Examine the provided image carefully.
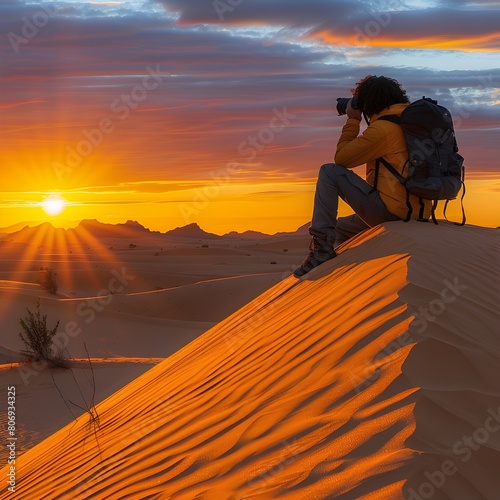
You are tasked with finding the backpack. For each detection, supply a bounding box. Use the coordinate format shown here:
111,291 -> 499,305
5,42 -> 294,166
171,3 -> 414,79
374,97 -> 466,225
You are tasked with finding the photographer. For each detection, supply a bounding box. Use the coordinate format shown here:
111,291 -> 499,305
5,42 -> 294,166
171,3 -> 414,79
294,75 -> 432,277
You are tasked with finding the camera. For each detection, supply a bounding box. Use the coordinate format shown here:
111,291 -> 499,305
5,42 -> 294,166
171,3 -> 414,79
336,95 -> 359,116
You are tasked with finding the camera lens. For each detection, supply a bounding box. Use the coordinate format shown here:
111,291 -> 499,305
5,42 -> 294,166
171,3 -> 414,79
336,96 -> 358,115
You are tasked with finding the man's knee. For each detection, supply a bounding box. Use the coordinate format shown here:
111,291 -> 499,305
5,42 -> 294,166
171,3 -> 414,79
319,163 -> 344,179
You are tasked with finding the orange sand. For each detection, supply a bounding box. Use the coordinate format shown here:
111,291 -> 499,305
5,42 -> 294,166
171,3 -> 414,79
0,221 -> 498,499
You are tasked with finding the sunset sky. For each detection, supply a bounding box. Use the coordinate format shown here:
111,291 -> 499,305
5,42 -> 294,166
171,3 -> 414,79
1,0 -> 499,234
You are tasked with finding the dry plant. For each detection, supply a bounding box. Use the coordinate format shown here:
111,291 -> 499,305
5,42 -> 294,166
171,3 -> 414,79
38,267 -> 58,295
68,344 -> 100,431
19,299 -> 68,368
72,346 -> 102,457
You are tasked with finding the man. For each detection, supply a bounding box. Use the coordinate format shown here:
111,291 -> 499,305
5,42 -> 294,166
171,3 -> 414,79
293,75 -> 431,277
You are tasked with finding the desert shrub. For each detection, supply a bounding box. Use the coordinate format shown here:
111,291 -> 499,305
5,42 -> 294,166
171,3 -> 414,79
38,267 -> 58,295
19,300 -> 68,368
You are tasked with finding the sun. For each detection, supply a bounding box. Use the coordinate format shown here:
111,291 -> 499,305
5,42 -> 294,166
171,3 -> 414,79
41,194 -> 68,216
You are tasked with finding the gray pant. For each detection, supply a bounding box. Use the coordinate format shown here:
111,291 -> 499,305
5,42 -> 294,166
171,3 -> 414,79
310,163 -> 400,247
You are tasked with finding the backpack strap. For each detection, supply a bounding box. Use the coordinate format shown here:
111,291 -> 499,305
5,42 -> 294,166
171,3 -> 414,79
378,115 -> 401,125
431,200 -> 439,225
375,115 -> 413,221
375,157 -> 412,221
444,179 -> 466,226
374,158 -> 380,191
376,157 -> 407,184
374,115 -> 407,185
404,190 -> 413,222
418,197 -> 428,223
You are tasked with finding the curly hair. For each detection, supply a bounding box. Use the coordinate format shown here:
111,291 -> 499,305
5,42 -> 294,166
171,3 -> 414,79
352,75 -> 409,117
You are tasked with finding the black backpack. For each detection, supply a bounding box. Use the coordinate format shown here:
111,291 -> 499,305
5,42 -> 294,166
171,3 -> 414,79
374,97 -> 466,225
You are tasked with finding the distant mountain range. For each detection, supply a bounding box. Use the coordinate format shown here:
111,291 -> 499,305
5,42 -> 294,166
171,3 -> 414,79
165,222 -> 221,239
0,219 -> 309,245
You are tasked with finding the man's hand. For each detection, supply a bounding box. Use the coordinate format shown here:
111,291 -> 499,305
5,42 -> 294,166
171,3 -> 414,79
346,99 -> 362,121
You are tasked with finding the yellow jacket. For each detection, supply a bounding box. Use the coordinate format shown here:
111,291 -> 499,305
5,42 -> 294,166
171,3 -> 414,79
334,103 -> 432,221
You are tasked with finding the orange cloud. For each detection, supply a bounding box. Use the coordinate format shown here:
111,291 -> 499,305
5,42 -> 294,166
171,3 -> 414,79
308,30 -> 500,52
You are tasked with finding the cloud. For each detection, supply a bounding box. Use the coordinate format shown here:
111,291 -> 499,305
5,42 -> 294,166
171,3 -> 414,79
157,0 -> 369,26
68,181 -> 201,194
307,9 -> 500,51
1,7 -> 337,81
0,0 -> 498,197
157,0 -> 500,51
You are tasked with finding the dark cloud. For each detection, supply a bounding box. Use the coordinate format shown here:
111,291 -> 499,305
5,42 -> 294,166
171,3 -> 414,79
307,9 -> 500,50
156,0 -> 377,26
0,7 -> 340,81
157,0 -> 500,50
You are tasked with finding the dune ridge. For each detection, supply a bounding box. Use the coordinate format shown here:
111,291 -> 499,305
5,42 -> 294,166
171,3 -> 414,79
1,221 -> 498,499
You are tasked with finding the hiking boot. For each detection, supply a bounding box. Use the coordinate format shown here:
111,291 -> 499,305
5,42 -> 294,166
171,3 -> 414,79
293,235 -> 337,277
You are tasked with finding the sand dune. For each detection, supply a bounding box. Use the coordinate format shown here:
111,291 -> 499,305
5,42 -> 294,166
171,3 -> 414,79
0,233 -> 302,472
1,221 -> 498,499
